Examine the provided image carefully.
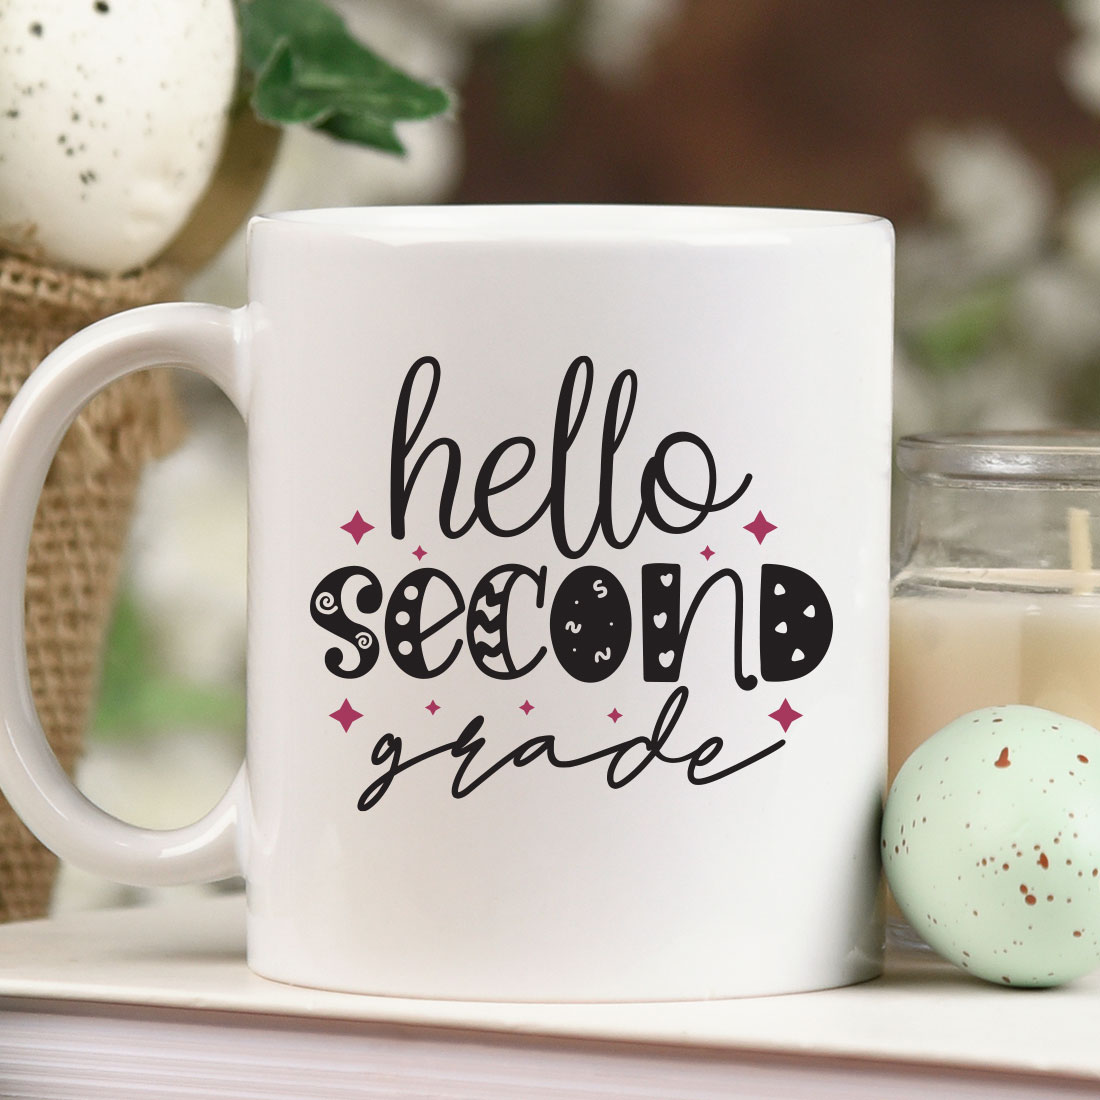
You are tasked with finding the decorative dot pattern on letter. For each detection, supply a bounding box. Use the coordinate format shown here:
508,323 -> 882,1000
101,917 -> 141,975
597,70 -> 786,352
549,565 -> 632,683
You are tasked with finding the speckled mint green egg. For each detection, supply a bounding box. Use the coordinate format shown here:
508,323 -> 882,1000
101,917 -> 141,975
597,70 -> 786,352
884,705 -> 1100,987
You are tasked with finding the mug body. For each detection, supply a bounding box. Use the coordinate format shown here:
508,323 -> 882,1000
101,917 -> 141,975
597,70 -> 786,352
243,206 -> 894,1000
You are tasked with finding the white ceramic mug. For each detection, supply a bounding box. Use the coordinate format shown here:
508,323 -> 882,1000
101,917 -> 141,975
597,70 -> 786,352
0,206 -> 893,1001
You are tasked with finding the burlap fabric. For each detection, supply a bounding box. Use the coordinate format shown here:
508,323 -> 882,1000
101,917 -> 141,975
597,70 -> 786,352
0,252 -> 185,921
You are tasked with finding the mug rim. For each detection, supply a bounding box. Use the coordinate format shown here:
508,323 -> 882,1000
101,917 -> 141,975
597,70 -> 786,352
249,203 -> 889,243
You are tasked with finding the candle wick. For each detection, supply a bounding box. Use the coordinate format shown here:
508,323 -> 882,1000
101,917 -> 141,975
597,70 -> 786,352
1068,506 -> 1093,594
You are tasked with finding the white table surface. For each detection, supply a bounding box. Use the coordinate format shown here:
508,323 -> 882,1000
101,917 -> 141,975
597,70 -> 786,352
0,895 -> 1096,1080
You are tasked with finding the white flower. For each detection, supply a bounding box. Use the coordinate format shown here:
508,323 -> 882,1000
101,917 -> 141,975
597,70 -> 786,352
1012,259 -> 1100,365
911,128 -> 1052,275
332,0 -> 469,84
930,355 -> 1059,433
892,348 -> 939,440
579,0 -> 680,81
1064,35 -> 1100,112
1063,185 -> 1100,274
1063,0 -> 1100,113
896,225 -> 984,319
414,0 -> 561,33
250,120 -> 462,218
126,414 -> 247,687
1065,0 -> 1100,31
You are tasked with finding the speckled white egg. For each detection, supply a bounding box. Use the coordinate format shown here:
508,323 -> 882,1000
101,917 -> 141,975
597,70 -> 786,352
884,705 -> 1100,987
0,0 -> 237,274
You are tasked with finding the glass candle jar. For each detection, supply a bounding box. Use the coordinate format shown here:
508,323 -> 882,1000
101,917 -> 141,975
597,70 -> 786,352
889,431 -> 1100,785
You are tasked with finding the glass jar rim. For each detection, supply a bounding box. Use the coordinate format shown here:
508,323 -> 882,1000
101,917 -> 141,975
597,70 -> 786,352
897,430 -> 1100,484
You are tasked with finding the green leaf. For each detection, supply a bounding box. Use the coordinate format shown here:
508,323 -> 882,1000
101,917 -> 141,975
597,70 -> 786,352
493,0 -> 585,141
238,0 -> 346,73
92,592 -> 245,743
237,0 -> 450,155
902,281 -> 1013,376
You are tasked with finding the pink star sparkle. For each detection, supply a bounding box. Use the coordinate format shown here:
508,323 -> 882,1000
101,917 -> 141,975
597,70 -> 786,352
608,708 -> 623,723
700,545 -> 715,561
412,545 -> 427,561
519,699 -> 535,716
425,700 -> 440,716
768,699 -> 803,734
340,511 -> 374,544
329,698 -> 363,733
744,511 -> 777,544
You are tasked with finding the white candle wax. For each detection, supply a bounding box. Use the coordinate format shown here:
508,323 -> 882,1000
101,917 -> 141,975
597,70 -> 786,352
889,571 -> 1100,787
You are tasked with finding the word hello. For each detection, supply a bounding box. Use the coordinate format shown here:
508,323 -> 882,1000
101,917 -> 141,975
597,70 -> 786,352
391,355 -> 751,558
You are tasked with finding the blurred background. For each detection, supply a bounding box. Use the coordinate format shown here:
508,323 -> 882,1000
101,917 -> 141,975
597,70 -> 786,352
55,0 -> 1100,909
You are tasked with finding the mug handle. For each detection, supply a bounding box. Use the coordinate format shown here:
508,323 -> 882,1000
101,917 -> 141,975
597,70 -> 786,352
0,301 -> 247,886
